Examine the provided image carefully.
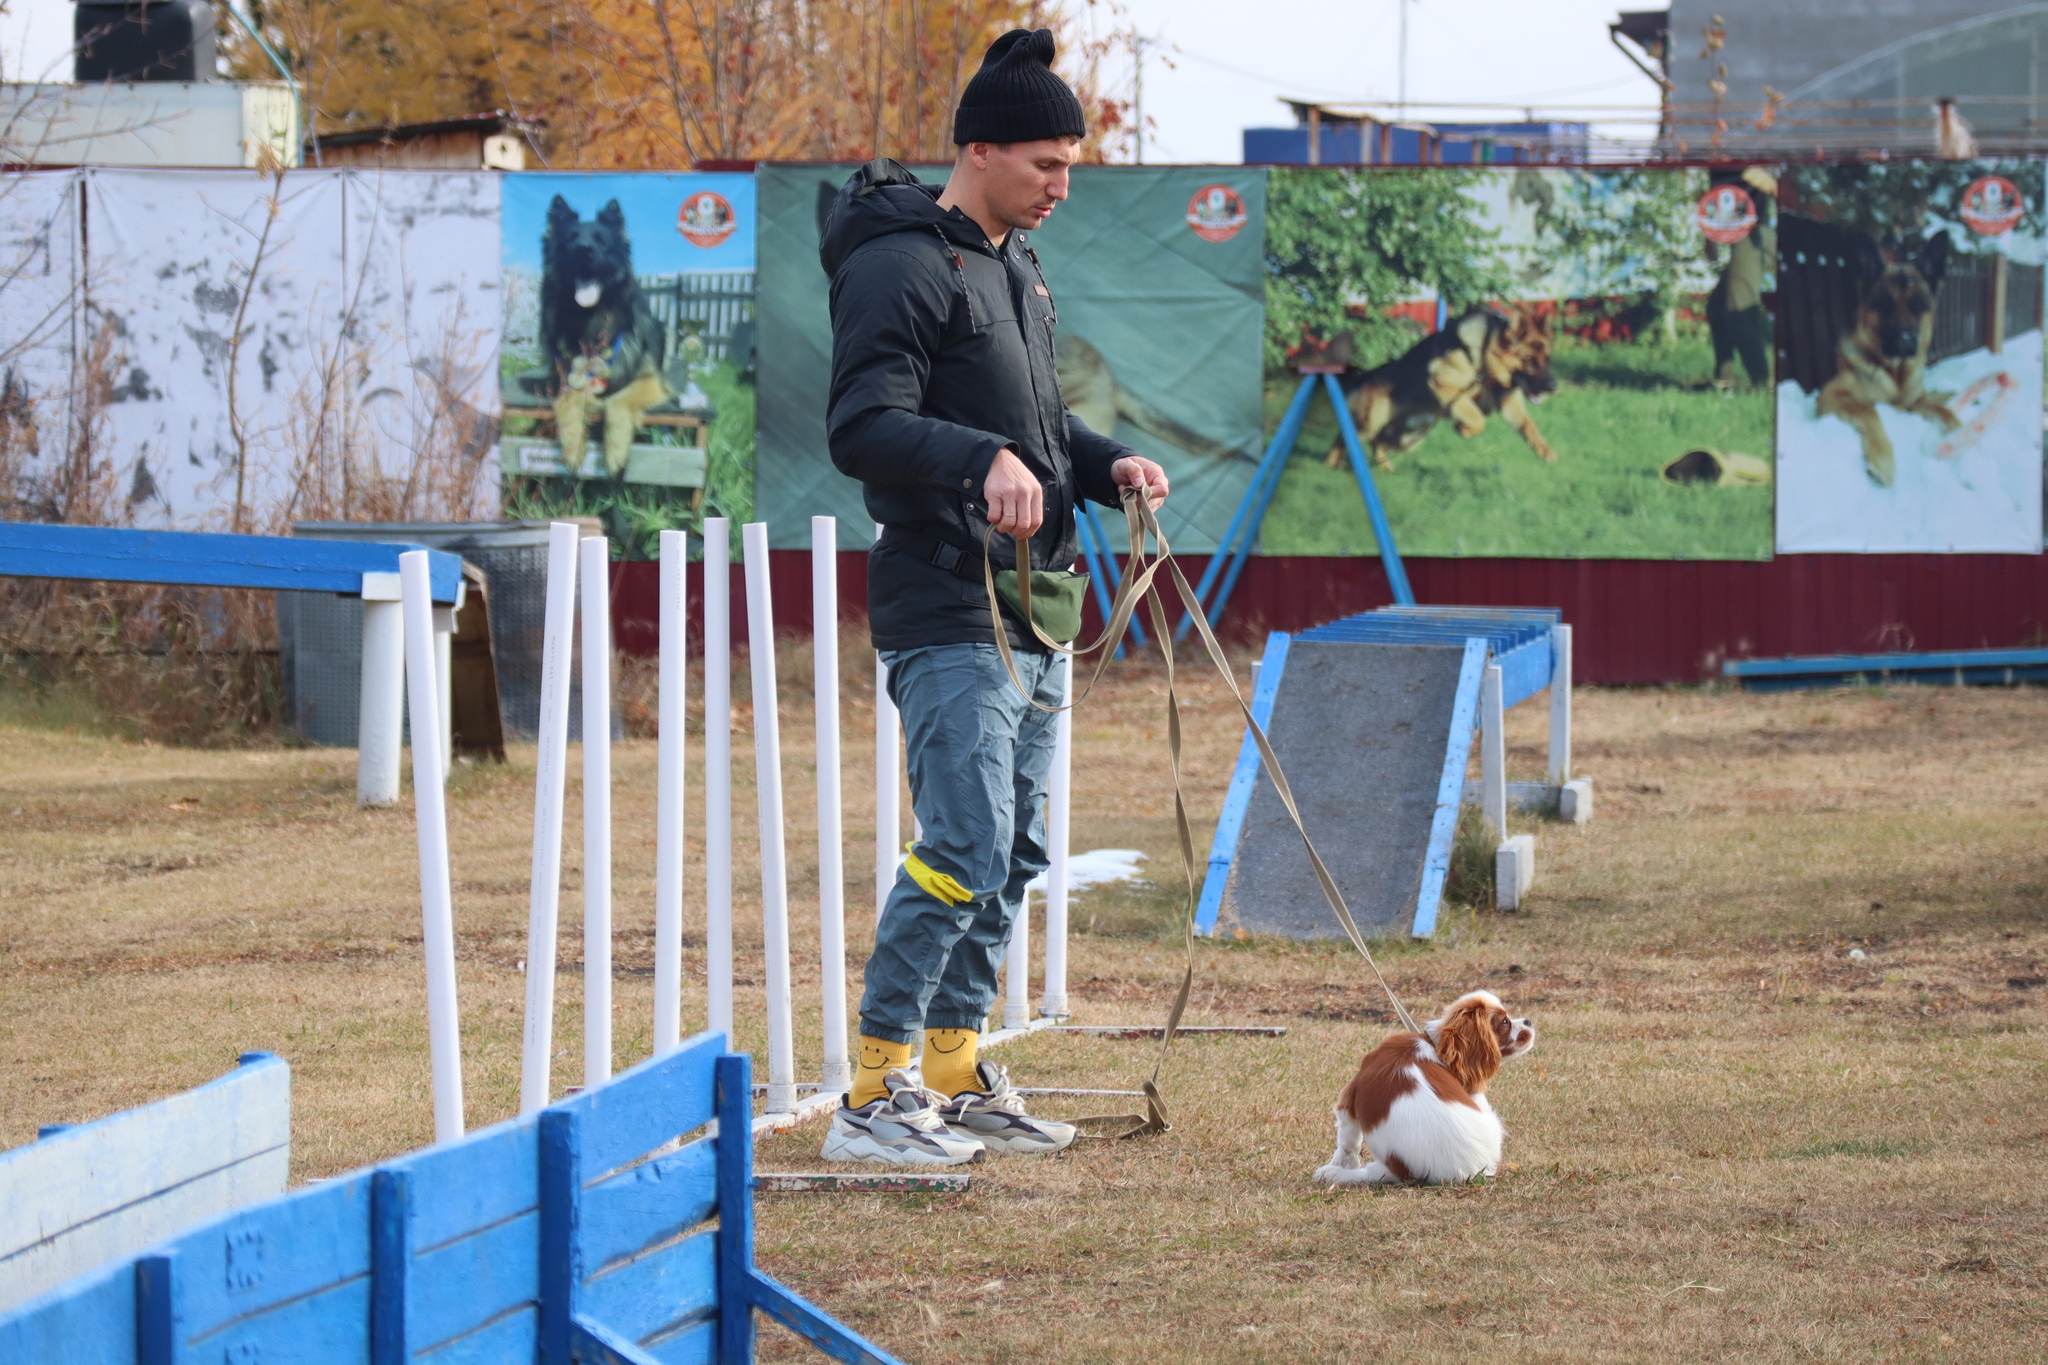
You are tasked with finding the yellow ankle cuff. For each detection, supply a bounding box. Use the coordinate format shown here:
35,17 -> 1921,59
922,1027 -> 981,1098
850,1035 -> 915,1108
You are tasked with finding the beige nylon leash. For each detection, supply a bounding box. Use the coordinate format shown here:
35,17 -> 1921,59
979,490 -> 1420,1138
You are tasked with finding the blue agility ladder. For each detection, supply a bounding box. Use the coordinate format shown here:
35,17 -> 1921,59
0,1036 -> 901,1365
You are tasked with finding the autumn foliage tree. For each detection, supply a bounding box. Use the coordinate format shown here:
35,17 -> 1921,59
231,0 -> 1136,166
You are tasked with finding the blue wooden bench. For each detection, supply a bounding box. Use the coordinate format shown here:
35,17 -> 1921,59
0,1054 -> 290,1314
1724,645 -> 2048,691
0,1035 -> 900,1365
0,523 -> 463,806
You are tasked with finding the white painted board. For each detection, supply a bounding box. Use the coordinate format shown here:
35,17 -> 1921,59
0,1054 -> 290,1312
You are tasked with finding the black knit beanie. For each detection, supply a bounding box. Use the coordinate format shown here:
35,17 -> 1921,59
952,29 -> 1086,145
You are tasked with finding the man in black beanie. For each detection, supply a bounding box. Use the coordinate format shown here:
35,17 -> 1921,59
816,28 -> 1170,1166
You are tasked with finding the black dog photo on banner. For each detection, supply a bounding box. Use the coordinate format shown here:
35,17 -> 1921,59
499,174 -> 757,554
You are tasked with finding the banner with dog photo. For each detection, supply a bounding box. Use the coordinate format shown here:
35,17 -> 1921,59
1258,165 -> 1776,560
753,163 -> 1267,551
500,173 -> 756,555
1774,161 -> 2044,554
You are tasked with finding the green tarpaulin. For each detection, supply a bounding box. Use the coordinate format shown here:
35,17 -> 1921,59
755,164 -> 1266,550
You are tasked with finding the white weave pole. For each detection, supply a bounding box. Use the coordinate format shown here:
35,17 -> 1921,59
1004,887 -> 1032,1031
399,551 -> 464,1143
812,517 -> 851,1096
742,522 -> 797,1114
703,518 -> 734,1043
518,522 -> 579,1114
874,526 -> 900,924
653,529 -> 689,1055
1041,656 -> 1073,1019
579,535 -> 614,1087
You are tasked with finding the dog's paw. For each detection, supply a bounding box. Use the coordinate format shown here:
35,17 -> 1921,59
1532,442 -> 1558,464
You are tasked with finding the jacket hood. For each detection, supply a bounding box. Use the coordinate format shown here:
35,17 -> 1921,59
819,158 -> 990,278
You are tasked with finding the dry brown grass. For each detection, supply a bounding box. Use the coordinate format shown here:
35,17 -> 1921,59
3,666 -> 2045,1363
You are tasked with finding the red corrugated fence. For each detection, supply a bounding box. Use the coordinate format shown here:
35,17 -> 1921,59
613,552 -> 2048,685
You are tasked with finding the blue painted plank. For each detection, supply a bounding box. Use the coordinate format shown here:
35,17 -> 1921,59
581,1138 -> 718,1276
1412,639 -> 1488,939
167,1175 -> 374,1338
0,1052 -> 290,1312
414,1303 -> 536,1365
370,1169 -> 408,1365
538,1109 -> 579,1365
408,1210 -> 540,1352
188,1274 -> 373,1365
1724,646 -> 2048,677
394,1118 -> 538,1251
1194,632 -> 1289,937
578,1228 -> 718,1345
1738,664 -> 2048,692
748,1271 -> 907,1365
574,1312 -> 667,1365
644,1314 -> 717,1365
0,1257 -> 134,1363
715,1055 -> 755,1365
555,1033 -> 723,1183
1494,637 -> 1553,710
0,524 -> 462,602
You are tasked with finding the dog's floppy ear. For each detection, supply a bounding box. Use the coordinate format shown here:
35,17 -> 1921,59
1917,230 -> 1952,290
597,199 -> 628,232
547,195 -> 577,229
1433,996 -> 1502,1091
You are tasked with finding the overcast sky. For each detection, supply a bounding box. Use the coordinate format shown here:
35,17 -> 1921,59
1,0 -> 1662,160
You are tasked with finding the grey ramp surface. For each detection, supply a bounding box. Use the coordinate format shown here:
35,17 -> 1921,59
1224,642 -> 1467,939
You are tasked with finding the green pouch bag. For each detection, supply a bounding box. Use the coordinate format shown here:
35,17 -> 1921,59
993,566 -> 1090,644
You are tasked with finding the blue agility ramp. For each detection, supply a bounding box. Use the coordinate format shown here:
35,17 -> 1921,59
0,1036 -> 901,1365
1196,607 -> 1564,941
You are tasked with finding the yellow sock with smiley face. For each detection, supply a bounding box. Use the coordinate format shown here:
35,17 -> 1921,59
850,1035 -> 915,1109
921,1028 -> 981,1099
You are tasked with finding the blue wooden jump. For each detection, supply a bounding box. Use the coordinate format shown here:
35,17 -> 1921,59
1724,645 -> 2048,692
0,1035 -> 900,1365
0,523 -> 463,603
1195,606 -> 1564,940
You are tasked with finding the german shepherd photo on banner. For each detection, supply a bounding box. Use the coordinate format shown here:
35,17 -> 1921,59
1775,160 -> 2044,554
1258,165 -> 1775,561
1329,307 -> 1558,472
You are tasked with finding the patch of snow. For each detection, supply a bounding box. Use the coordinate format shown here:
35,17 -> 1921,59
1026,848 -> 1147,896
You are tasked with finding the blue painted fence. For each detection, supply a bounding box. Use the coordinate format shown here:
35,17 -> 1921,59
0,1035 -> 900,1365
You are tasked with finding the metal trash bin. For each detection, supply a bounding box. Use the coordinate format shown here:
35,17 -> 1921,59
280,520 -> 617,745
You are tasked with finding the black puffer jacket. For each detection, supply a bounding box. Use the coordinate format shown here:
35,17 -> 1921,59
822,158 -> 1132,651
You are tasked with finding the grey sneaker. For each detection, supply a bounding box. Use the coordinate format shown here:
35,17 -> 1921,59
936,1062 -> 1078,1155
820,1070 -> 986,1167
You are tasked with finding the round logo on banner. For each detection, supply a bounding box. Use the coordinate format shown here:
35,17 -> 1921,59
1186,183 -> 1247,242
1959,175 -> 2024,236
677,191 -> 737,247
1695,184 -> 1757,244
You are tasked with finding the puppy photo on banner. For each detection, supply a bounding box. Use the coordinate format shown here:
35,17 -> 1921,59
1259,165 -> 1775,561
1774,160 -> 2045,554
499,172 -> 756,555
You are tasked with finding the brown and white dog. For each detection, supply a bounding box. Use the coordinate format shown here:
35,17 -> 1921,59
1312,990 -> 1535,1186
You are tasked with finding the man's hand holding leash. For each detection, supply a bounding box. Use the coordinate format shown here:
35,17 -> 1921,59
984,450 -> 1168,537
